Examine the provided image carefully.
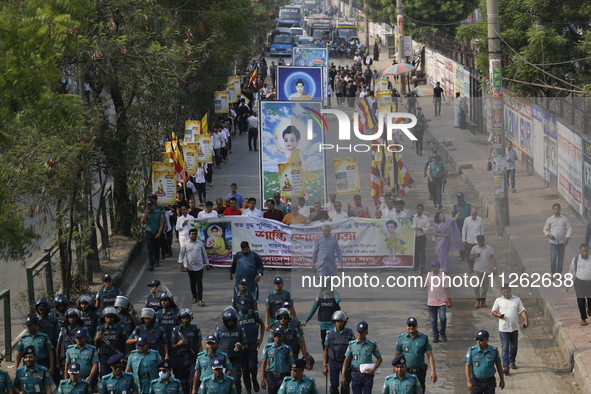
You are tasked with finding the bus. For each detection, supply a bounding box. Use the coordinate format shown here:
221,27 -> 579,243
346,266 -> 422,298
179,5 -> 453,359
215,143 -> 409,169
306,20 -> 332,39
269,29 -> 295,55
277,5 -> 304,28
335,20 -> 358,39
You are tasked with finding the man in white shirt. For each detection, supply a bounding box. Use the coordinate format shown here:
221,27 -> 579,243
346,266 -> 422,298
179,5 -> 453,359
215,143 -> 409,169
381,197 -> 397,218
543,203 -> 572,275
567,243 -> 591,326
462,208 -> 484,273
329,201 -> 348,222
491,287 -> 529,375
296,196 -> 310,219
197,201 -> 219,219
413,204 -> 430,274
242,197 -> 263,218
175,204 -> 195,245
469,235 -> 497,308
212,127 -> 222,168
178,228 -> 210,305
324,193 -> 337,217
247,112 -> 259,151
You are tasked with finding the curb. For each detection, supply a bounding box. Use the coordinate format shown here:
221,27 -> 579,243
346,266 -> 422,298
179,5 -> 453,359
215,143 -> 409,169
111,240 -> 143,290
426,127 -> 590,393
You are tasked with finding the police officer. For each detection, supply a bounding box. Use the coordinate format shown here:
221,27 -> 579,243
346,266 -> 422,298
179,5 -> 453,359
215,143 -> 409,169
52,295 -> 69,326
14,346 -> 52,394
171,309 -> 202,394
126,336 -> 161,394
64,328 -> 98,383
98,354 -> 139,394
323,311 -> 354,394
394,318 -> 437,392
264,278 -> 295,331
260,327 -> 294,394
464,330 -> 505,393
156,292 -> 179,340
302,289 -> 341,347
115,296 -> 141,335
277,359 -> 318,394
216,309 -> 247,394
57,310 -> 88,377
382,355 -> 422,394
236,300 -> 264,394
77,295 -> 99,339
15,316 -> 55,374
232,279 -> 257,311
341,321 -> 382,394
145,281 -> 163,313
127,308 -> 169,359
192,335 -> 233,394
95,274 -> 122,314
57,362 -> 92,394
280,303 -> 303,334
35,299 -> 59,347
95,307 -> 128,378
198,359 -> 237,394
0,353 -> 15,394
149,360 -> 183,394
268,309 -> 309,365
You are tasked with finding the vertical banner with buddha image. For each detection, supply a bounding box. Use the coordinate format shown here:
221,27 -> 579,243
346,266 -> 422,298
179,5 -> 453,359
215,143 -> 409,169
151,162 -> 176,205
333,157 -> 360,195
194,134 -> 213,163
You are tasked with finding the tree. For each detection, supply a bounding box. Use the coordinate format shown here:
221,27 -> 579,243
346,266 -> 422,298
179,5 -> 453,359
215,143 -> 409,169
456,0 -> 591,96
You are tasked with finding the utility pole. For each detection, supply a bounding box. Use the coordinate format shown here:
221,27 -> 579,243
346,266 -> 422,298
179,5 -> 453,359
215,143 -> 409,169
487,0 -> 509,234
396,0 -> 406,95
364,5 -> 370,52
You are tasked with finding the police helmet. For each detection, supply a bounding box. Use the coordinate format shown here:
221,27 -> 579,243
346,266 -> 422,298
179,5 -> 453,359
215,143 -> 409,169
224,305 -> 237,313
100,306 -> 120,323
65,308 -> 81,319
160,291 -> 174,301
77,295 -> 93,306
221,309 -> 238,322
140,308 -> 156,320
114,295 -> 131,310
35,298 -> 51,311
332,310 -> 348,323
306,354 -> 315,370
53,294 -> 68,307
178,308 -> 193,320
275,307 -> 292,320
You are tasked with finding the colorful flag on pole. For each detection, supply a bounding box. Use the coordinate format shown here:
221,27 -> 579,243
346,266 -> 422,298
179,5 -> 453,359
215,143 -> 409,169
171,131 -> 187,183
370,158 -> 382,204
355,97 -> 376,134
394,152 -> 414,196
201,112 -> 208,135
250,67 -> 258,89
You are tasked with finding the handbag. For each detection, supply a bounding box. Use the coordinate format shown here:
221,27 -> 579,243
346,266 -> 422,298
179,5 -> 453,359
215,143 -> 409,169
487,160 -> 492,171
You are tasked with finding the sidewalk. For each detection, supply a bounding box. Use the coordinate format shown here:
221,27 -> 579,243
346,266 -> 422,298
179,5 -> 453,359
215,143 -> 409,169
390,67 -> 591,392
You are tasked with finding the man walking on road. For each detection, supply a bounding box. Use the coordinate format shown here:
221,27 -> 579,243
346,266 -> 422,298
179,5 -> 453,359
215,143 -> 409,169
543,203 -> 572,276
433,82 -> 444,116
230,241 -> 264,299
247,112 -> 259,151
178,228 -> 210,306
505,141 -> 518,193
312,225 -> 344,278
566,243 -> 591,326
141,199 -> 164,271
469,235 -> 497,308
452,193 -> 472,262
464,330 -> 504,393
462,209 -> 484,274
491,287 -> 529,375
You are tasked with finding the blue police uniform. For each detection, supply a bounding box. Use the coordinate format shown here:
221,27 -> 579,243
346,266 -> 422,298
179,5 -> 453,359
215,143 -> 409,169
198,375 -> 237,394
16,333 -> 54,368
0,369 -> 14,394
230,251 -> 264,299
261,343 -> 294,394
277,376 -> 319,394
57,378 -> 92,394
266,326 -> 303,359
265,291 -> 293,327
149,377 -> 183,394
37,315 -> 60,346
156,309 -> 179,341
58,326 -> 90,364
96,324 -> 128,377
324,327 -> 355,390
304,291 -> 340,345
130,325 -> 168,358
79,311 -> 99,339
14,364 -> 52,394
145,295 -> 162,313
118,310 -> 139,334
215,325 -> 247,394
98,372 -> 138,394
195,351 -> 233,383
171,325 -> 202,385
95,287 -> 122,314
464,344 -> 502,393
127,349 -> 161,393
381,373 -> 423,394
51,308 -> 67,325
232,292 -> 257,311
395,332 -> 432,391
237,310 -> 263,392
65,344 -> 98,379
345,339 -> 381,394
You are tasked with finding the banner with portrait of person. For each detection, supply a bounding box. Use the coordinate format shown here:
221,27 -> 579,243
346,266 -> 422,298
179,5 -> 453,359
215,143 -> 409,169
276,66 -> 323,101
187,216 -> 415,268
333,157 -> 360,195
193,134 -> 213,163
259,100 -> 326,206
213,91 -> 228,114
292,48 -> 328,100
184,120 -> 201,142
151,162 -> 176,205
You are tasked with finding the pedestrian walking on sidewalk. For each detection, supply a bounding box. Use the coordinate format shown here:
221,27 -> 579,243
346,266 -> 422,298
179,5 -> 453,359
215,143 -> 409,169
425,261 -> 452,344
452,193 -> 472,262
453,93 -> 461,128
543,203 -> 572,275
427,155 -> 445,210
469,235 -> 497,308
433,211 -> 462,273
433,82 -> 444,116
566,243 -> 591,326
491,287 -> 529,375
462,209 -> 484,274
505,141 -> 518,192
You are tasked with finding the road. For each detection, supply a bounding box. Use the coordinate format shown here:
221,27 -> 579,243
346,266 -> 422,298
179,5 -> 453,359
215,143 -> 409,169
120,63 -> 579,392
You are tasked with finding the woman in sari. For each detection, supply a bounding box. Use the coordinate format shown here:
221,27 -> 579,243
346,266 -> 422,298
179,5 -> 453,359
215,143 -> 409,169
433,211 -> 463,272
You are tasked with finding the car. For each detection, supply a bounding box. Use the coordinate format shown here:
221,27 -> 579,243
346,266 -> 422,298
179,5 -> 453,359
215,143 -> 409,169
296,36 -> 316,46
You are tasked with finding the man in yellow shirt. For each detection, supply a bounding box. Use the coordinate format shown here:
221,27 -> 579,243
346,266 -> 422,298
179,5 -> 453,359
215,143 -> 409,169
282,205 -> 307,225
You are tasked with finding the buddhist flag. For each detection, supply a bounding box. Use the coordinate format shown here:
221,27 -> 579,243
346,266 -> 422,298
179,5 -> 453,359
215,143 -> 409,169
355,98 -> 376,134
201,112 -> 208,135
370,159 -> 382,205
250,67 -> 258,89
171,131 -> 187,183
394,152 -> 414,196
